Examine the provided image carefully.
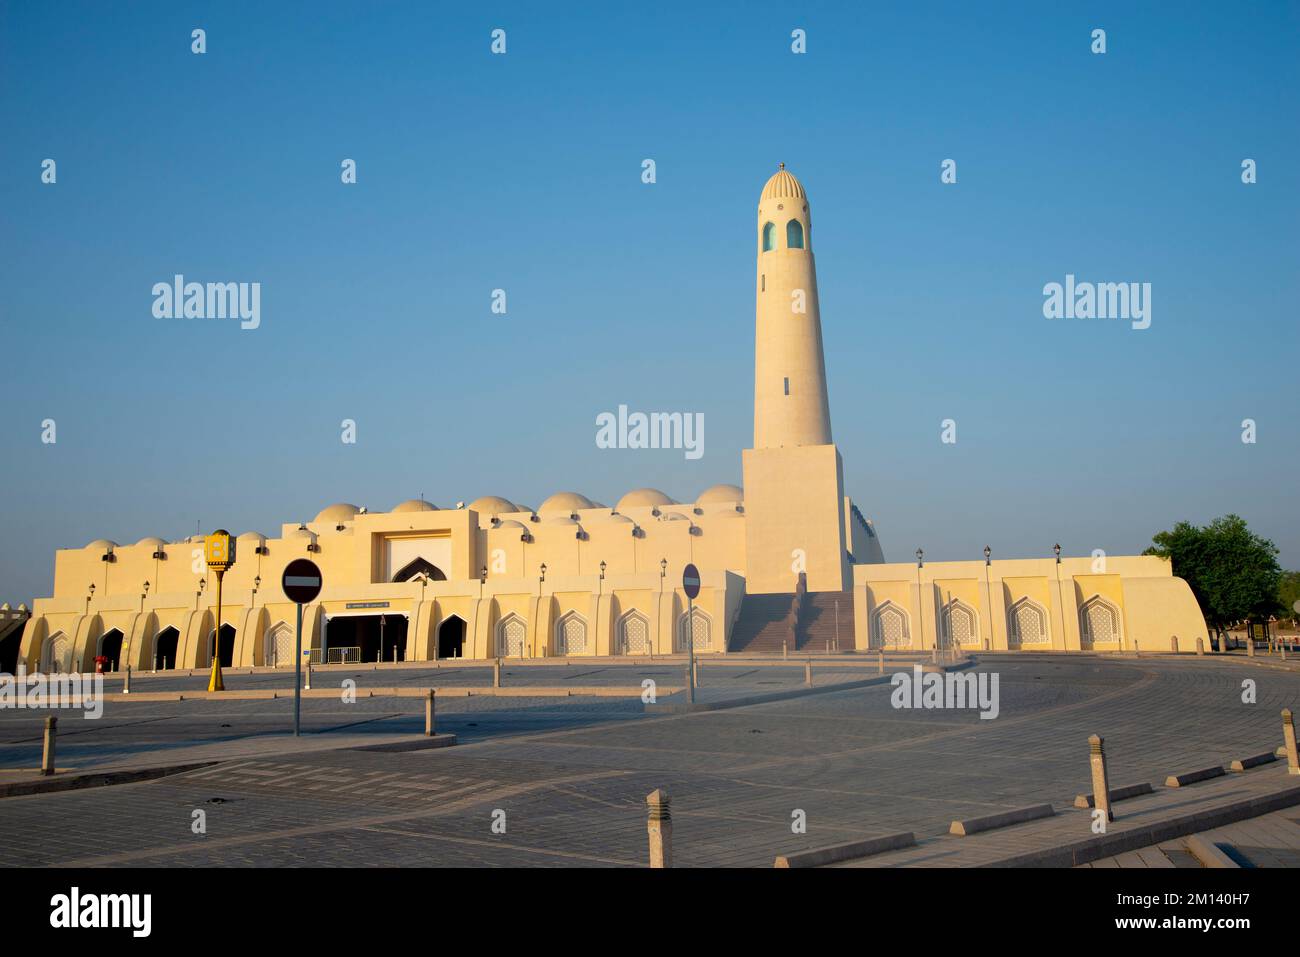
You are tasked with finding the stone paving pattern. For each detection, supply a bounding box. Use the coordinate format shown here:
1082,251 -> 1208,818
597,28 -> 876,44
2,654 -> 1298,867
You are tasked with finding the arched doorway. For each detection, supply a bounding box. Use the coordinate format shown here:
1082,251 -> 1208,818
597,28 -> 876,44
497,614 -> 526,657
98,628 -> 125,672
265,621 -> 294,667
437,615 -> 466,659
617,611 -> 650,655
208,624 -> 237,667
154,626 -> 180,670
324,614 -> 408,663
42,631 -> 71,673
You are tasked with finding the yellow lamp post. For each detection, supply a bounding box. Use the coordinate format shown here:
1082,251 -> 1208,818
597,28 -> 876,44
204,529 -> 236,691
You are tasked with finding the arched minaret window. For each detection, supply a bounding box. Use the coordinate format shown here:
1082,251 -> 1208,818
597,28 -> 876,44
762,222 -> 776,252
786,219 -> 804,249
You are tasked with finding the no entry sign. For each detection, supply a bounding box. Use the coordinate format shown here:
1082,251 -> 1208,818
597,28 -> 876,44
682,563 -> 701,600
282,558 -> 323,604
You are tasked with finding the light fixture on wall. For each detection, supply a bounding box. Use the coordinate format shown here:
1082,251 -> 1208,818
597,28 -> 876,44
599,560 -> 607,580
539,563 -> 547,584
660,558 -> 667,578
984,545 -> 991,566
1053,543 -> 1061,564
915,548 -> 924,568
480,565 -> 487,584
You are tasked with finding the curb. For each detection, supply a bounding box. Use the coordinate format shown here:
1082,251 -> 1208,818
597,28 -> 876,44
0,761 -> 218,799
1165,766 -> 1225,787
1073,782 -> 1154,809
1186,834 -> 1239,868
981,783 -> 1300,867
950,803 -> 1055,836
349,733 -> 458,753
774,831 -> 916,868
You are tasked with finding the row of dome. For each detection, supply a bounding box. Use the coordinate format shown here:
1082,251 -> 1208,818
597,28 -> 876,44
81,486 -> 743,550
315,485 -> 743,524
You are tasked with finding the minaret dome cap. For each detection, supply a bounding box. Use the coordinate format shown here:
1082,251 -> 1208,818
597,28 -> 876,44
760,163 -> 806,201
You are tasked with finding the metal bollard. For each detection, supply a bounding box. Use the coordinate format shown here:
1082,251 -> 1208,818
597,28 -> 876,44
124,664 -> 132,694
41,716 -> 57,776
1283,709 -> 1300,775
493,657 -> 501,689
305,660 -> 312,691
1089,734 -> 1114,821
692,658 -> 700,687
425,689 -> 436,736
804,659 -> 812,687
646,789 -> 672,868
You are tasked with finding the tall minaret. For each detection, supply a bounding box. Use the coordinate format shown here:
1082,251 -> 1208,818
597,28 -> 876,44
753,163 -> 833,449
743,165 -> 849,595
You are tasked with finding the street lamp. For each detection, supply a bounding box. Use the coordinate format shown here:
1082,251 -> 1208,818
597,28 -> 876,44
983,545 -> 991,566
480,565 -> 487,584
599,560 -> 607,580
915,548 -> 924,568
660,558 -> 667,578
252,575 -> 261,606
1053,543 -> 1061,563
539,563 -> 547,584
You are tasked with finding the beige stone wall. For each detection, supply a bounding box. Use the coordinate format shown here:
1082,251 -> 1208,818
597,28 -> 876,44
852,556 -> 1208,653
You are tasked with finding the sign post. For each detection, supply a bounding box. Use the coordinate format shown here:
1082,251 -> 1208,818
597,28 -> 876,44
282,559 -> 323,736
204,530 -> 236,692
682,563 -> 701,706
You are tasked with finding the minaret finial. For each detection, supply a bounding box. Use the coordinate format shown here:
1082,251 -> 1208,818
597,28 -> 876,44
778,162 -> 785,170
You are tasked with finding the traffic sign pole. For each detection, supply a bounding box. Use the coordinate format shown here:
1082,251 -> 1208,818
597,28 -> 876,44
282,559 -> 323,737
682,564 -> 701,706
294,601 -> 303,736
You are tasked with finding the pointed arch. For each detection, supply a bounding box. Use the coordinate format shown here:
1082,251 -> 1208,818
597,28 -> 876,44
1080,595 -> 1121,647
497,613 -> 527,657
617,610 -> 650,656
940,599 -> 978,649
677,607 -> 711,652
761,221 -> 776,252
438,615 -> 466,659
153,625 -> 180,670
265,620 -> 294,667
872,601 -> 910,650
392,557 -> 446,583
555,611 -> 588,656
786,219 -> 804,249
1008,598 -> 1049,647
41,630 -> 72,673
96,628 -> 125,671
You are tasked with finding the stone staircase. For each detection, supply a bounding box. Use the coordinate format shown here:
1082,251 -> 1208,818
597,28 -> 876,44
800,590 -> 856,652
728,588 -> 857,654
727,593 -> 796,654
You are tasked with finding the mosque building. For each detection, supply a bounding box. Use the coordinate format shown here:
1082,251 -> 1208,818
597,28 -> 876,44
12,166 -> 1208,674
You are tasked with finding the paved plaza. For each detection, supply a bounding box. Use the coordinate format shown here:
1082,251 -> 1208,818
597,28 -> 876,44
2,654 -> 1299,867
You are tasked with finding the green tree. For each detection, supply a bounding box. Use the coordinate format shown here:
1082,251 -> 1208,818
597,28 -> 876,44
1280,570 -> 1300,627
1145,515 -> 1283,643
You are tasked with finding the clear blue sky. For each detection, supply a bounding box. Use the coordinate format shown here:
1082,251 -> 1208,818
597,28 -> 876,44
2,1 -> 1297,603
